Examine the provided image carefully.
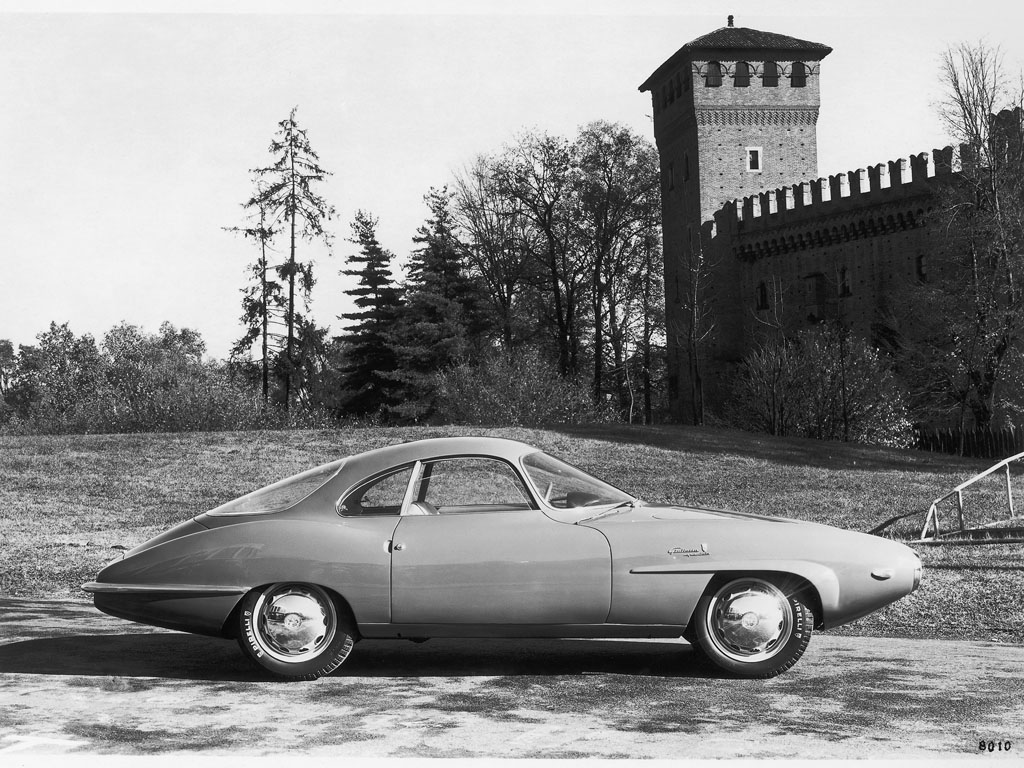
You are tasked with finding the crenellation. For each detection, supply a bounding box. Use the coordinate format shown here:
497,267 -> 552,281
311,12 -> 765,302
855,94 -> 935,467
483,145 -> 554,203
848,168 -> 863,196
728,146 -> 958,231
867,164 -> 883,192
828,173 -> 844,200
811,178 -> 824,204
959,142 -> 977,173
909,152 -> 928,182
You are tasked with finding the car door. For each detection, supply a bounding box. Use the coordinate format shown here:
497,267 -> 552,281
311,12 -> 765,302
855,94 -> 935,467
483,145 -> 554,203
390,456 -> 612,625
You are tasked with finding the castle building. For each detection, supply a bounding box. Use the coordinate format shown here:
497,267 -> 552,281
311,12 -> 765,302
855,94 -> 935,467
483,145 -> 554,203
639,17 -> 961,423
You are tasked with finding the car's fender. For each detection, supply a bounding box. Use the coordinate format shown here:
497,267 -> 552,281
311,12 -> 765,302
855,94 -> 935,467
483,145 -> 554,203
90,517 -> 399,634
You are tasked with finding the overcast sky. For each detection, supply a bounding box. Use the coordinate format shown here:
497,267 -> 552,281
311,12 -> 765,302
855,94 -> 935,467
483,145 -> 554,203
2,0 -> 1022,360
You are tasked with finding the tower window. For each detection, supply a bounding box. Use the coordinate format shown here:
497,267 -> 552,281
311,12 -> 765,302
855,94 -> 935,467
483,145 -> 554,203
746,147 -> 762,172
734,61 -> 751,87
683,152 -> 690,181
756,281 -> 769,311
705,61 -> 723,87
839,267 -> 852,297
667,161 -> 675,191
790,61 -> 807,88
762,61 -> 779,87
916,255 -> 928,282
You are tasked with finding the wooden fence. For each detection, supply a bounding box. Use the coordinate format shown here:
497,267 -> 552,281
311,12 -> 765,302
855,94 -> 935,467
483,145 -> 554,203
915,425 -> 1024,459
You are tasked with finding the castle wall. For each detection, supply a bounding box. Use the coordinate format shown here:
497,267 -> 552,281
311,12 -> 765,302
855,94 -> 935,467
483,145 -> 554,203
706,147 -> 963,392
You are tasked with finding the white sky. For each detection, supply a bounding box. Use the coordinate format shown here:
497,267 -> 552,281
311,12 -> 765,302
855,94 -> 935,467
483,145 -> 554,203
1,0 -> 1022,360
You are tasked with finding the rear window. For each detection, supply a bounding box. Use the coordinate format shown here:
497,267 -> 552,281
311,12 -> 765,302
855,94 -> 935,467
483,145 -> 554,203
208,460 -> 344,516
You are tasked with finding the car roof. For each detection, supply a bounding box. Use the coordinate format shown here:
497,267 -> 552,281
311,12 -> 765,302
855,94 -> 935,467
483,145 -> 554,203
341,436 -> 539,476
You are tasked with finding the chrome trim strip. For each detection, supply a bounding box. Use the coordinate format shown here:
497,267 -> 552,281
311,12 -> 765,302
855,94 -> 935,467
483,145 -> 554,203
82,582 -> 247,596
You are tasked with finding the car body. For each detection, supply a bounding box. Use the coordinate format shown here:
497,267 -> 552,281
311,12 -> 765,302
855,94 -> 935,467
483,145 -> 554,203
84,436 -> 922,679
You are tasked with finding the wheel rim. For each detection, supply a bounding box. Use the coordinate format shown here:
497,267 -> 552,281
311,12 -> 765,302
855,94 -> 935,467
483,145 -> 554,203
704,579 -> 793,663
251,584 -> 337,664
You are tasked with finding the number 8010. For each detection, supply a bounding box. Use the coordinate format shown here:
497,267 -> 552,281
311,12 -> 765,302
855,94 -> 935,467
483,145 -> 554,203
980,741 -> 1011,752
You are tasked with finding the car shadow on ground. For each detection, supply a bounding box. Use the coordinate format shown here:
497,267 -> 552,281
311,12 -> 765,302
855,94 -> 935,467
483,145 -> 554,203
0,633 -> 713,682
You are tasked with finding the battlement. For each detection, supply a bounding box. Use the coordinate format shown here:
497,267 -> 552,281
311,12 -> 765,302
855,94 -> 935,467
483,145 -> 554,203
712,144 -> 972,236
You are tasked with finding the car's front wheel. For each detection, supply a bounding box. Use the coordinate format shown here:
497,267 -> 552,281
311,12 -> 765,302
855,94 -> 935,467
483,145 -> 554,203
692,576 -> 812,678
237,583 -> 355,680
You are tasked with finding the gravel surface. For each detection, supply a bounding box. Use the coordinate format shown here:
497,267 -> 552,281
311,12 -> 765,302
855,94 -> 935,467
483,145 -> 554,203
2,599 -> 1023,759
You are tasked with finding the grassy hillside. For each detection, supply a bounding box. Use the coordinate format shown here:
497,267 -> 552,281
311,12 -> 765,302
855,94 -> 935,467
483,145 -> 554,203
1,424 -> 1020,642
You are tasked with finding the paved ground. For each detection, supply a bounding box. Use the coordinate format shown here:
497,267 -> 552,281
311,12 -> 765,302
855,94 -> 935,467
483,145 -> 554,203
0,598 -> 1021,759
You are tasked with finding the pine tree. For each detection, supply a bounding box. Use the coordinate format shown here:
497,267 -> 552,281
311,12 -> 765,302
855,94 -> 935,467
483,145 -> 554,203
227,181 -> 284,404
247,106 -> 335,411
387,187 -> 492,421
336,211 -> 402,417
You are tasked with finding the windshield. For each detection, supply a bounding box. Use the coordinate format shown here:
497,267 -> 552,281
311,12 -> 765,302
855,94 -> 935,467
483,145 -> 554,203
521,451 -> 634,509
208,460 -> 344,516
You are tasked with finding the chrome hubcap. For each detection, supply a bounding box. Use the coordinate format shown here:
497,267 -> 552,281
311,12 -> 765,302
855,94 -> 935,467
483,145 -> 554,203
705,580 -> 793,662
253,584 -> 336,663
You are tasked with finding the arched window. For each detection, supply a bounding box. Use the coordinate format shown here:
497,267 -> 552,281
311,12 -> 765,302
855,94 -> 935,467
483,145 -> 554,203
756,281 -> 769,311
705,61 -> 723,87
790,61 -> 807,88
762,61 -> 779,87
733,61 -> 751,87
916,255 -> 928,283
839,267 -> 852,297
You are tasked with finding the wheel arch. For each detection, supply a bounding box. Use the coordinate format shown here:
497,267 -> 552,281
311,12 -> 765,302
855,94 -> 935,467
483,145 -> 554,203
686,568 -> 827,632
221,582 -> 361,640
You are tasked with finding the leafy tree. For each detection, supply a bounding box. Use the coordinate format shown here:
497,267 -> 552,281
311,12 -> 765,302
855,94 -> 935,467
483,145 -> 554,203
247,107 -> 335,410
336,211 -> 402,417
7,323 -> 104,423
0,339 -> 14,398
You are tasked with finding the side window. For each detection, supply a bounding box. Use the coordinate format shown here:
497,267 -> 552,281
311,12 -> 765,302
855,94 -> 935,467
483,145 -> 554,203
762,61 -> 779,87
339,467 -> 412,516
415,458 -> 533,514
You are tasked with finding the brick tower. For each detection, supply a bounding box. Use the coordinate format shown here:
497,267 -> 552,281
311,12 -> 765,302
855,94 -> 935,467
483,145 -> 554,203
639,17 -> 831,422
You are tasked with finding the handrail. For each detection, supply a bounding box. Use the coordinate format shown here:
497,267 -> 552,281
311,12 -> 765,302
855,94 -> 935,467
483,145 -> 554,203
920,450 -> 1024,539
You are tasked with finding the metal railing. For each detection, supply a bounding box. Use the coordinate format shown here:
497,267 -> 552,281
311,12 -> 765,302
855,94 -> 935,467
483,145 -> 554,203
920,450 -> 1024,540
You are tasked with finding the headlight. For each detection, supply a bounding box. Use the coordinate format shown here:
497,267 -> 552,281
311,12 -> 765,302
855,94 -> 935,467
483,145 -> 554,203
912,555 -> 923,591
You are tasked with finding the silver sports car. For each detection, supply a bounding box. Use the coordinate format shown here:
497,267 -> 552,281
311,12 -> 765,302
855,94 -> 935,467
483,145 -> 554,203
84,436 -> 922,679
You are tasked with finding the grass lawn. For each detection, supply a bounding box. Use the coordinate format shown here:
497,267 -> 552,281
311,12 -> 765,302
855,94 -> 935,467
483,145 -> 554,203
1,423 -> 1020,643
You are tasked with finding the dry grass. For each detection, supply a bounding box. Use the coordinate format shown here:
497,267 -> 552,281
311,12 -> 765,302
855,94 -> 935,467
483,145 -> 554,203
1,424 -> 1020,642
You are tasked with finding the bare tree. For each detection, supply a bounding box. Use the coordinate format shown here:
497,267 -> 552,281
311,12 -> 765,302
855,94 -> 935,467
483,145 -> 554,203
573,121 -> 661,406
901,42 -> 1024,437
491,130 -> 587,377
451,155 -> 539,350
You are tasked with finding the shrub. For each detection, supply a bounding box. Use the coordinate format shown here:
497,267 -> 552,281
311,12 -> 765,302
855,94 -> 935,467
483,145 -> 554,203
728,324 -> 913,448
435,349 -> 614,426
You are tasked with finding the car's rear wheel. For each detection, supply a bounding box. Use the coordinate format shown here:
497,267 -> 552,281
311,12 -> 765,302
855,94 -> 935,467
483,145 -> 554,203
237,583 -> 355,680
692,576 -> 812,678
